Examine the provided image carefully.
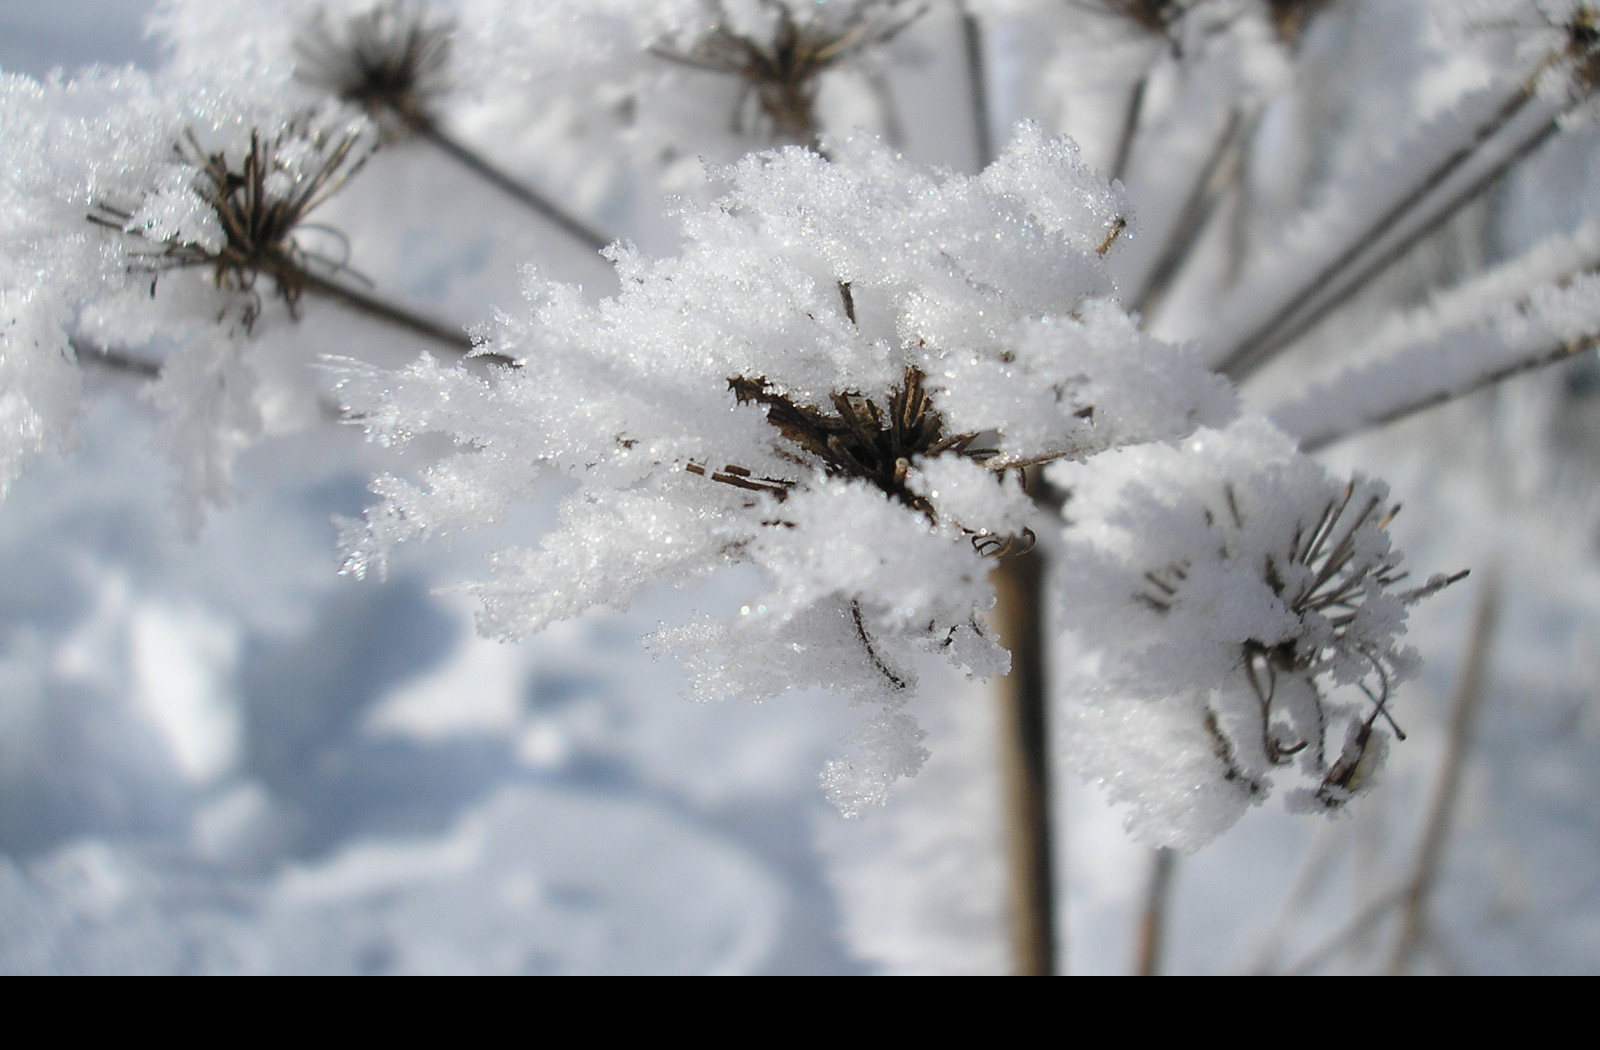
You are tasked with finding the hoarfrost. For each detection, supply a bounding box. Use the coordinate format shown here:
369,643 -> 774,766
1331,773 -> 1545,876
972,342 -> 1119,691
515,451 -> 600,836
340,125 -> 1231,813
1054,417 -> 1462,849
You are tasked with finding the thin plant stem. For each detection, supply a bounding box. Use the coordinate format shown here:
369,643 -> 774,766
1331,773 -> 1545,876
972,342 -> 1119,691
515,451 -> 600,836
961,6 -> 995,169
992,542 -> 1057,976
1298,329 -> 1600,453
965,12 -> 1056,972
1130,106 -> 1248,321
70,338 -> 161,381
297,268 -> 475,353
1281,885 -> 1405,975
407,118 -> 616,254
1388,570 -> 1500,974
1226,107 -> 1566,382
1245,819 -> 1345,974
1110,67 -> 1151,185
70,335 -> 357,420
1214,85 -> 1546,379
1133,847 -> 1176,976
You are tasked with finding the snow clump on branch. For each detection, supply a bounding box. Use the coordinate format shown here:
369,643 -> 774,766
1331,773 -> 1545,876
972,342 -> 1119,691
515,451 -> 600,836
336,124 -> 1235,813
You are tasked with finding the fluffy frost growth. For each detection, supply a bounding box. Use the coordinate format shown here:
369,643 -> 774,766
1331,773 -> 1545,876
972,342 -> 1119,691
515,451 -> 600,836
338,126 -> 1233,813
1055,418 -> 1463,849
0,58 -> 377,526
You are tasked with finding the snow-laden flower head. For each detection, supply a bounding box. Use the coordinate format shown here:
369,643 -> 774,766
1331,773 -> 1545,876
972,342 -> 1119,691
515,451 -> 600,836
89,107 -> 376,331
337,125 -> 1234,812
0,58 -> 381,525
1057,418 -> 1464,849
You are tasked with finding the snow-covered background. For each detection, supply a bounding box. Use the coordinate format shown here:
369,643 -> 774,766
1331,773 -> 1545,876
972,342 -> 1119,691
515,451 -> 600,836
4,0 -> 1600,973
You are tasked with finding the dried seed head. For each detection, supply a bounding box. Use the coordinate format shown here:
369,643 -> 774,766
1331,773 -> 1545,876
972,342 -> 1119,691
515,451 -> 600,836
651,0 -> 925,143
295,0 -> 454,133
712,364 -> 1041,558
1137,475 -> 1466,810
1093,0 -> 1191,39
89,117 -> 372,328
1561,3 -> 1600,90
1263,0 -> 1333,45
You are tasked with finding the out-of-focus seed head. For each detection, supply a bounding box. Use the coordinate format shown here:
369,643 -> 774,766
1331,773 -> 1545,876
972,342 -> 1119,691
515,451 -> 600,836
651,0 -> 925,144
295,1 -> 454,133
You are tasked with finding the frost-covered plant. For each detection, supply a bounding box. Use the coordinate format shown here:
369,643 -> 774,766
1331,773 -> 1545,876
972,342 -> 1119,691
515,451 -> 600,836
5,0 -> 1591,873
335,126 -> 1234,812
89,114 -> 374,330
1056,419 -> 1463,848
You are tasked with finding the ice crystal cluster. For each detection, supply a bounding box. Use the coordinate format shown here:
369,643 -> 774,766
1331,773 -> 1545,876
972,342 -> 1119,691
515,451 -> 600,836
333,125 -> 1259,819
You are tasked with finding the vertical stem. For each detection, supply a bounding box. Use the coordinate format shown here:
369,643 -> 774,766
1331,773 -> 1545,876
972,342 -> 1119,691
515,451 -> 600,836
961,7 -> 995,170
1388,571 -> 1500,974
992,544 -> 1056,976
1110,68 -> 1150,185
966,10 -> 1053,975
1133,847 -> 1176,976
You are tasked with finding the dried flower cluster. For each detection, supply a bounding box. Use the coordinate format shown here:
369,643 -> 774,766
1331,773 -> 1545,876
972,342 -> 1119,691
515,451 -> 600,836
295,0 -> 455,131
1056,420 -> 1463,845
88,114 -> 373,328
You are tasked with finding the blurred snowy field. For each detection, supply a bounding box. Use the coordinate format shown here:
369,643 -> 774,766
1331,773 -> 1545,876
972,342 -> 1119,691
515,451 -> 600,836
4,1 -> 1600,974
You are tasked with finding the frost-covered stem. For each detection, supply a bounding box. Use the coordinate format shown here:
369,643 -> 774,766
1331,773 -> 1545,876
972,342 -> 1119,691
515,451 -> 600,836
961,5 -> 994,169
1133,847 -> 1175,976
1130,106 -> 1248,321
1296,329 -> 1600,452
406,118 -> 615,254
1214,86 -> 1544,380
296,268 -> 472,352
1226,111 -> 1566,381
1388,572 -> 1499,974
992,543 -> 1056,976
960,18 -> 1055,973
